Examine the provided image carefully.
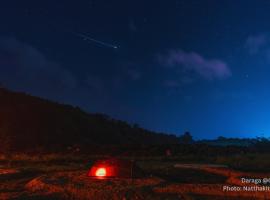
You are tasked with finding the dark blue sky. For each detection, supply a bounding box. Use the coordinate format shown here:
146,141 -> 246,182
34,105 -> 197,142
1,0 -> 270,139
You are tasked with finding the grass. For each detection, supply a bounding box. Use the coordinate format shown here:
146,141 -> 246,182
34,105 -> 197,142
215,153 -> 270,172
1,153 -> 270,199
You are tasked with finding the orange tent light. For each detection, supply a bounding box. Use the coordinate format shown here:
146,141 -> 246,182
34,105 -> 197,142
95,167 -> 106,177
88,158 -> 144,179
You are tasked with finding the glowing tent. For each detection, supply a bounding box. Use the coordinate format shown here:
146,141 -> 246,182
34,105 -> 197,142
88,158 -> 144,179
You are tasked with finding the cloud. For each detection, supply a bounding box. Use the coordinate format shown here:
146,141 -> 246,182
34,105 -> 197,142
158,50 -> 231,80
164,80 -> 180,88
127,69 -> 141,81
245,34 -> 268,54
0,37 -> 77,100
128,20 -> 138,32
85,75 -> 105,94
119,60 -> 142,81
0,36 -> 140,116
164,76 -> 194,88
244,33 -> 270,63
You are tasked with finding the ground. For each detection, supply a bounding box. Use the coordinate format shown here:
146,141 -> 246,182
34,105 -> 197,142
0,155 -> 270,200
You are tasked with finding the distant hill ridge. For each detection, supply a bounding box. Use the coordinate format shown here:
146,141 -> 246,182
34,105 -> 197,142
0,88 -> 179,152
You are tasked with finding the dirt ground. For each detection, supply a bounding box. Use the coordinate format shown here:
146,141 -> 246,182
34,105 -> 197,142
1,161 -> 270,200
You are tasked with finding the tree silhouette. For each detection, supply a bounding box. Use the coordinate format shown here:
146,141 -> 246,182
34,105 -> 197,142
0,128 -> 11,153
179,131 -> 194,144
0,87 -> 179,152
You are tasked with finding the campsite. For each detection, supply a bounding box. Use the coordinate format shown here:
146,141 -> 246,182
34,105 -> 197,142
1,0 -> 270,197
1,151 -> 270,200
1,88 -> 270,199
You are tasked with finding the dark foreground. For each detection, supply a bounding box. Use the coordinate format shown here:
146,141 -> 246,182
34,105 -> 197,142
1,155 -> 270,200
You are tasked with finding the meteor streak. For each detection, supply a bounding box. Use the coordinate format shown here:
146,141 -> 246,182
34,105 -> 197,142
73,32 -> 118,49
27,10 -> 119,50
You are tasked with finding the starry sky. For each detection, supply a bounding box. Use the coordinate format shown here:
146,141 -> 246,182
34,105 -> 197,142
1,0 -> 270,139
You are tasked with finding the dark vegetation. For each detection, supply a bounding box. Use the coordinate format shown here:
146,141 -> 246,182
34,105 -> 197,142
0,88 -> 178,153
2,87 -> 270,171
146,167 -> 227,184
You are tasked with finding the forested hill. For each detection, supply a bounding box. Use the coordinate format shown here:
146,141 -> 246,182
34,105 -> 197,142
0,88 -> 179,152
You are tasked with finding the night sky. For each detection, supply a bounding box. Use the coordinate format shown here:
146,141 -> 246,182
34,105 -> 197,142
1,0 -> 270,139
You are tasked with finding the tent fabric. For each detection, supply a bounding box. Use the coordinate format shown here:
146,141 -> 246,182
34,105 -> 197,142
88,158 -> 144,179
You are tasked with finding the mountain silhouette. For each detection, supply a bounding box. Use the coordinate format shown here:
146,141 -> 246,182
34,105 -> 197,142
0,88 -> 178,152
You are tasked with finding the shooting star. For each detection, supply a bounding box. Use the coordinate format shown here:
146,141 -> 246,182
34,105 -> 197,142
73,32 -> 118,49
27,10 -> 119,50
